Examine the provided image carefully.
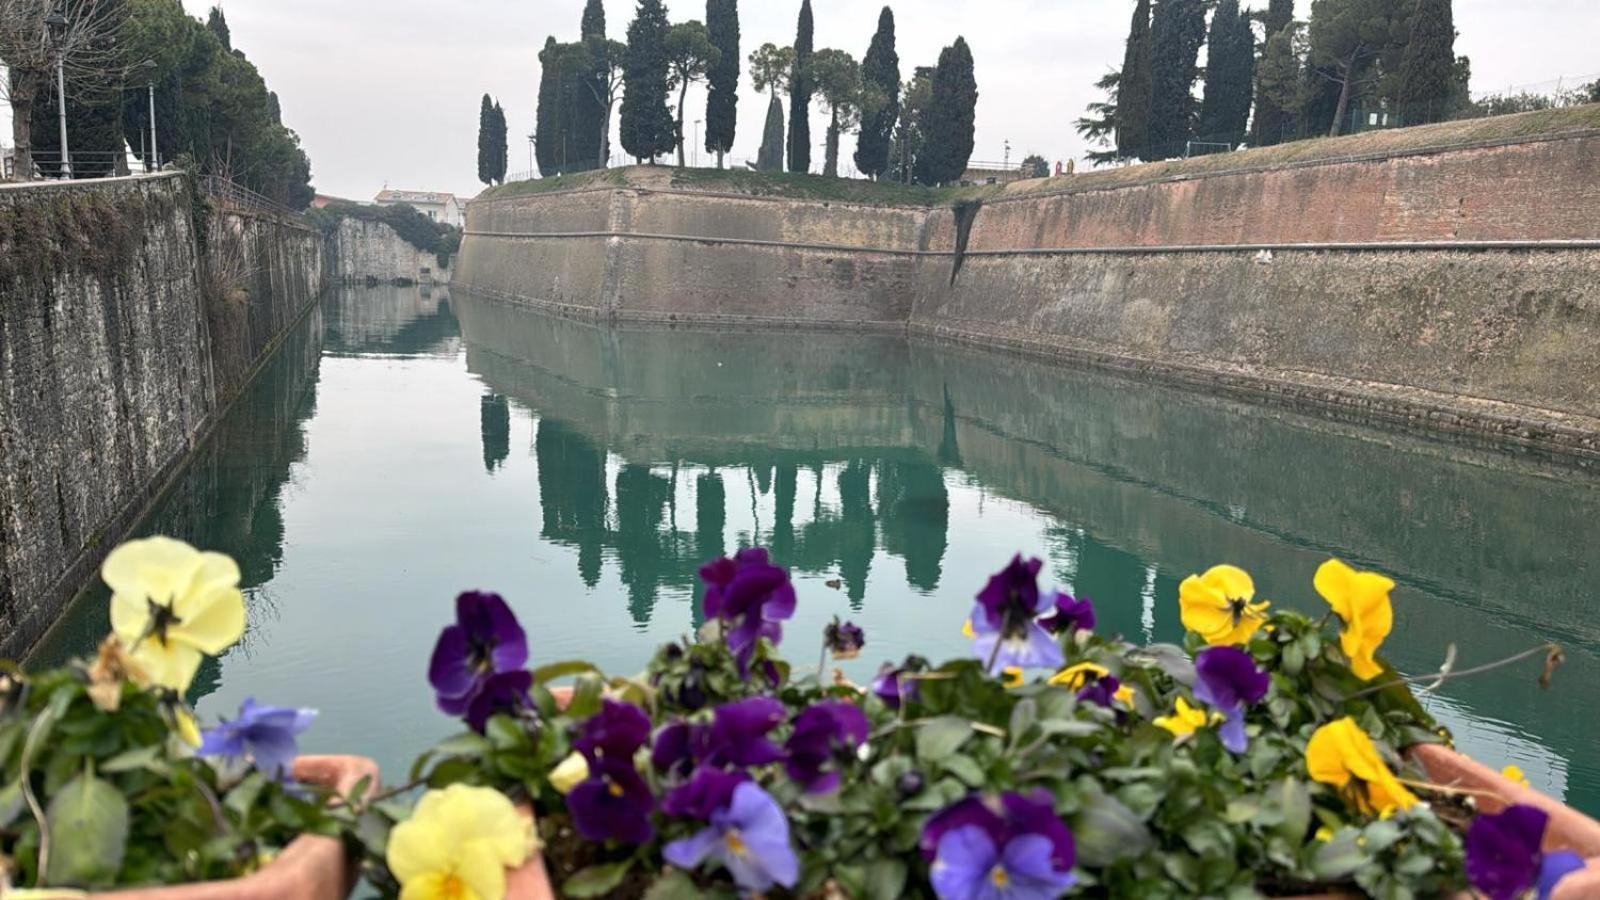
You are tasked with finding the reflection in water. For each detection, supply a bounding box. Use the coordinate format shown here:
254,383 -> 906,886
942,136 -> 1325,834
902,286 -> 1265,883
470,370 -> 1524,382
29,285 -> 1600,816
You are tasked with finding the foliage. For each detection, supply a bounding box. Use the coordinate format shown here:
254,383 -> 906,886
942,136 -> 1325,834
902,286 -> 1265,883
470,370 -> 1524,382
1020,154 -> 1049,179
1115,0 -> 1153,159
665,20 -> 720,168
1253,4 -> 1303,147
1146,0 -> 1207,160
477,95 -> 507,185
573,0 -> 611,172
811,48 -> 861,178
205,5 -> 229,50
1198,0 -> 1255,145
308,201 -> 463,269
537,38 -> 594,176
756,94 -> 786,173
704,0 -> 741,167
1305,0 -> 1401,137
787,0 -> 815,174
914,38 -> 978,186
747,42 -> 795,98
1392,0 -> 1457,125
854,6 -> 901,181
620,0 -> 675,163
888,66 -> 934,185
27,0 -> 127,180
1076,69 -> 1123,167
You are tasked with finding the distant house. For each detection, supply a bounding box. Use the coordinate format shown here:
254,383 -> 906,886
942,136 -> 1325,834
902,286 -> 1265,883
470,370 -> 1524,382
311,194 -> 360,209
374,189 -> 464,228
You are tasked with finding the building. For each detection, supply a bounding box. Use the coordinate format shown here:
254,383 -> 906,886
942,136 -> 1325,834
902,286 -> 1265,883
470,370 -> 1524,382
374,189 -> 464,228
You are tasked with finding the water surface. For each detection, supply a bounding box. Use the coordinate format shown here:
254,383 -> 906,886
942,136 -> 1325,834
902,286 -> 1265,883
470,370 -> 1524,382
33,285 -> 1600,814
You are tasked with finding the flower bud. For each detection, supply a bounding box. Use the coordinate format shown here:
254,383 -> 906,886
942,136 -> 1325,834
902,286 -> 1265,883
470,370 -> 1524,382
548,751 -> 590,795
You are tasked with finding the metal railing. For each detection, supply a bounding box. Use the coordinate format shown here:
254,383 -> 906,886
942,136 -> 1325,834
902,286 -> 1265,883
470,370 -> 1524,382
197,174 -> 308,225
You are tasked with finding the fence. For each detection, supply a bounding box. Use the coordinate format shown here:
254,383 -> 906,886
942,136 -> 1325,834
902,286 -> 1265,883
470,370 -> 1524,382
197,174 -> 308,225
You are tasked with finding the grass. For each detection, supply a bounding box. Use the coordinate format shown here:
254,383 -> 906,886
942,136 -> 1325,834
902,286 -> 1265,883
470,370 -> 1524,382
475,104 -> 1600,208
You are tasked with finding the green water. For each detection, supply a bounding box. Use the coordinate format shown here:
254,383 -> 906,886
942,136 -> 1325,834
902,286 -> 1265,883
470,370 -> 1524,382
33,285 -> 1600,815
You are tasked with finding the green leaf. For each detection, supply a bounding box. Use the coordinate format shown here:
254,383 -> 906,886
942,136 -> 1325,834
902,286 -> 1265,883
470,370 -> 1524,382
532,660 -> 603,685
1313,830 -> 1368,880
1073,793 -> 1155,867
1008,699 -> 1038,748
486,715 -> 529,752
0,779 -> 24,829
100,745 -> 163,775
1275,778 -> 1312,844
433,732 -> 494,758
1036,719 -> 1101,738
44,770 -> 129,887
862,857 -> 909,900
566,675 -> 606,719
224,772 -> 268,820
563,860 -> 634,898
1362,818 -> 1403,853
641,869 -> 704,900
942,754 -> 986,787
915,717 -> 973,762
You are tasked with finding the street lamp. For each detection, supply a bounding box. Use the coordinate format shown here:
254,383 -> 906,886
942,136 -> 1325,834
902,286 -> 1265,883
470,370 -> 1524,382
45,4 -> 70,178
693,119 -> 701,168
140,59 -> 158,172
527,132 -> 535,179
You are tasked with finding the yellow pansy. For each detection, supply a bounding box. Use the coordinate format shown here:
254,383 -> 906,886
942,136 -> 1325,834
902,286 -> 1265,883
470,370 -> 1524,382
548,752 -> 590,795
1001,667 -> 1026,688
1178,565 -> 1270,646
1305,718 -> 1418,817
1501,764 -> 1531,788
1113,684 -> 1136,707
1313,559 -> 1395,681
1048,662 -> 1110,691
961,619 -> 976,639
388,784 -> 532,900
104,537 -> 247,694
1153,697 -> 1209,738
173,706 -> 203,748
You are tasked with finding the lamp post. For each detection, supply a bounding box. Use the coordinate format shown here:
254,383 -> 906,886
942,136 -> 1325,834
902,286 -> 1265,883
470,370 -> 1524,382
527,132 -> 535,178
692,119 -> 701,168
140,59 -> 158,172
45,5 -> 70,179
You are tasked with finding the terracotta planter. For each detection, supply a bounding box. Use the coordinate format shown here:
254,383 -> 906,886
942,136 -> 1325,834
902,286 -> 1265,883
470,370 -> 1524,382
92,755 -> 380,900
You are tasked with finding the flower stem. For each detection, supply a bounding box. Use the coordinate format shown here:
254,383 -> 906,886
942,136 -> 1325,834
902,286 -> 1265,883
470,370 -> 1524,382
1396,777 -> 1503,801
1343,643 -> 1560,702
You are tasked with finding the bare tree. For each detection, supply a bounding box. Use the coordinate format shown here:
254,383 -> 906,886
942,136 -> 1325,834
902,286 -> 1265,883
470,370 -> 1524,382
0,0 -> 125,179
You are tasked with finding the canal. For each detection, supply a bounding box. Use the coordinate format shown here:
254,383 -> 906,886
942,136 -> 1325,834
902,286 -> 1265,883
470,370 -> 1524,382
30,285 -> 1600,816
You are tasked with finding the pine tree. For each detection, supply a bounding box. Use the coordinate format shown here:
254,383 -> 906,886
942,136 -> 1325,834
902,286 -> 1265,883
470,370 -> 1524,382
1394,0 -> 1456,124
621,0 -> 676,163
705,0 -> 740,168
1116,0 -> 1153,159
787,0 -> 814,173
1146,0 -> 1208,159
478,94 -> 497,185
1306,0 -> 1400,136
757,93 -> 786,171
574,0 -> 609,170
666,21 -> 719,167
853,7 -> 900,179
207,7 -> 231,51
1198,0 -> 1255,144
1252,0 -> 1298,145
914,37 -> 977,186
811,48 -> 860,178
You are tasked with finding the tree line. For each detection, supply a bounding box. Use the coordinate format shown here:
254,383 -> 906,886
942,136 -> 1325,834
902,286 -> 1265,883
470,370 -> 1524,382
2,1 -> 315,208
1079,0 -> 1485,164
476,0 -> 982,187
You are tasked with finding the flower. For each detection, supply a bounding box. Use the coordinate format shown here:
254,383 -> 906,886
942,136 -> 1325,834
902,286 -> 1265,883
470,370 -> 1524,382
1178,565 -> 1269,646
1001,667 -> 1026,688
970,556 -> 1065,675
464,670 -> 532,733
823,618 -> 866,660
1153,697 -> 1210,738
652,698 -> 787,780
1047,662 -> 1126,709
549,752 -> 589,795
662,765 -> 751,819
172,706 -> 203,747
701,549 -> 798,678
1466,805 -> 1587,900
922,792 -> 1076,900
1305,718 -> 1418,817
1040,592 -> 1096,636
388,784 -> 531,900
872,663 -> 919,709
567,756 -> 656,844
1314,559 -> 1395,681
784,701 -> 870,794
429,591 -> 528,726
86,636 -> 147,712
664,782 -> 799,893
574,699 -> 652,761
197,697 -> 316,780
1193,646 -> 1270,753
1502,765 -> 1532,788
104,536 -> 247,693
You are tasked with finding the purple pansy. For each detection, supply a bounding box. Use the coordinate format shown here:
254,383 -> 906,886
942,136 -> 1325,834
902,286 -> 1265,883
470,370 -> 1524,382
574,699 -> 652,761
197,697 -> 316,781
701,548 -> 797,678
566,756 -> 656,844
1075,673 -> 1123,709
824,619 -> 867,660
429,591 -> 528,726
661,765 -> 751,819
463,670 -> 532,733
872,663 -> 918,710
922,792 -> 1077,900
1466,804 -> 1587,900
664,782 -> 799,893
1192,646 -> 1270,754
969,556 -> 1066,675
783,701 -> 870,794
652,699 -> 786,780
1040,592 -> 1096,637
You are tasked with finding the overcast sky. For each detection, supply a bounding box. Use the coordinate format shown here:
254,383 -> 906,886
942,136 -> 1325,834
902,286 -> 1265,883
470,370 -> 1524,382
9,1 -> 1600,200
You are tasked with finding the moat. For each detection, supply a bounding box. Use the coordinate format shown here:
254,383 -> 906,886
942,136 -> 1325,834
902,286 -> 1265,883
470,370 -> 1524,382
30,285 -> 1600,815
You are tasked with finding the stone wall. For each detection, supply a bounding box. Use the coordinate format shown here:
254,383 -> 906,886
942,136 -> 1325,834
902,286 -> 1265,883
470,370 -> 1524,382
457,132 -> 1600,456
0,173 -> 324,658
329,217 -> 450,285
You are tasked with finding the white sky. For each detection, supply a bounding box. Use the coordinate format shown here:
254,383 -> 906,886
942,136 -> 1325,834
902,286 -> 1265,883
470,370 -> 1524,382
6,1 -> 1599,201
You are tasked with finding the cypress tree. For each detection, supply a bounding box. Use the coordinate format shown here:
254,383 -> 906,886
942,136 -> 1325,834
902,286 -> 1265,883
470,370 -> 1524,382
854,7 -> 901,180
705,0 -> 741,168
914,37 -> 977,186
621,0 -> 676,163
575,0 -> 609,169
757,93 -> 786,171
1252,0 -> 1298,145
207,7 -> 231,51
1146,0 -> 1208,160
1116,0 -> 1153,159
492,100 -> 509,183
536,37 -> 561,176
1198,0 -> 1256,144
787,0 -> 814,173
1394,0 -> 1456,124
477,94 -> 497,185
